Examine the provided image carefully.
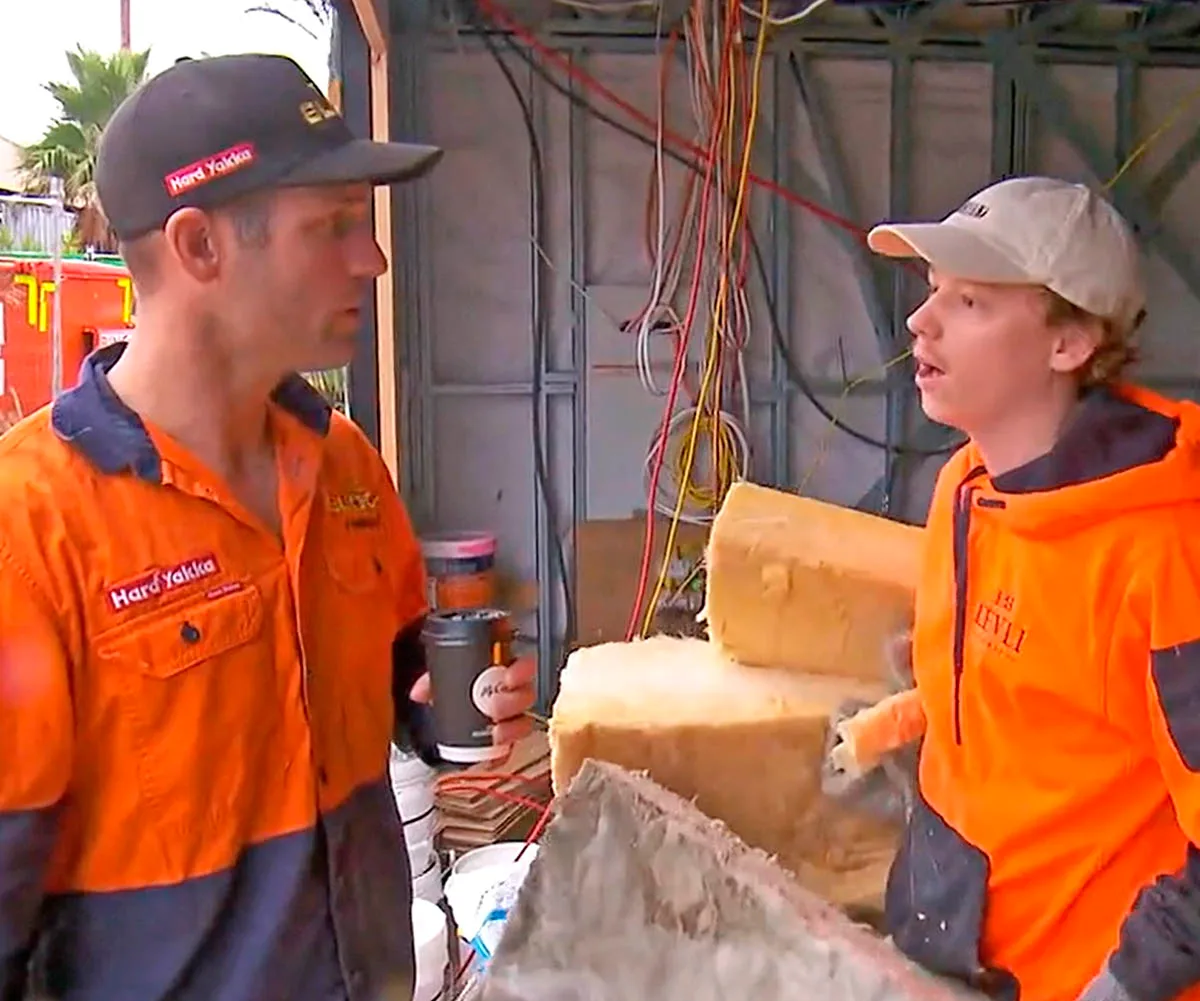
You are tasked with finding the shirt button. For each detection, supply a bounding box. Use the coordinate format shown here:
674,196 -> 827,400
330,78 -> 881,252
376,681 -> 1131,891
318,766 -> 329,784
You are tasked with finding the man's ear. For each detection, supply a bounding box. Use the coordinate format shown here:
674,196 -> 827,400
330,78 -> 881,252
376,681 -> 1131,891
1049,316 -> 1103,376
161,208 -> 223,284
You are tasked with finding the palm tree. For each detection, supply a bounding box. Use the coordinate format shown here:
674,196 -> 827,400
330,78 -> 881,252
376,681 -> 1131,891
246,0 -> 333,40
21,47 -> 151,251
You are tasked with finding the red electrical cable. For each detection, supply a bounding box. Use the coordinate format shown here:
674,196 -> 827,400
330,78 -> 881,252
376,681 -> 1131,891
624,154 -> 717,639
474,0 -> 875,243
436,779 -> 549,815
472,0 -> 923,637
517,796 -> 555,861
623,0 -> 735,641
436,771 -> 546,787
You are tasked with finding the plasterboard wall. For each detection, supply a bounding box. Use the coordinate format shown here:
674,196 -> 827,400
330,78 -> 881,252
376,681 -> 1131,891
407,48 -> 1200,656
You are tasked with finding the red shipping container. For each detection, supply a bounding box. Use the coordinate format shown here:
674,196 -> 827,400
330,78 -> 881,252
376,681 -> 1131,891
0,255 -> 134,423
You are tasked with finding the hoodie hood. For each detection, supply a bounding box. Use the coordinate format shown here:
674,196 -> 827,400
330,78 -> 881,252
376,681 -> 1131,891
952,384 -> 1200,538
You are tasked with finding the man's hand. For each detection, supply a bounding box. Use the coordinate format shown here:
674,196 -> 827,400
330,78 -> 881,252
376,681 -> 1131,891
409,655 -> 538,747
820,630 -> 920,825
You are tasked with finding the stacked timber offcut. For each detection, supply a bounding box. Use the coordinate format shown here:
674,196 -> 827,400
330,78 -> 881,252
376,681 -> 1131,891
435,732 -> 553,853
548,481 -> 924,914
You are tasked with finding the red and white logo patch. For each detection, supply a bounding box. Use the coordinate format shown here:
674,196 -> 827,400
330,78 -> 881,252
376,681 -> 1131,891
107,554 -> 222,612
163,142 -> 257,198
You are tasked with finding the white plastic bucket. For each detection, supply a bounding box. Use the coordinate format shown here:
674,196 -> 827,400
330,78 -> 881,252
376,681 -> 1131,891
443,841 -> 538,969
412,898 -> 449,1001
390,745 -> 438,847
411,852 -> 444,904
407,834 -> 436,878
403,806 -> 436,850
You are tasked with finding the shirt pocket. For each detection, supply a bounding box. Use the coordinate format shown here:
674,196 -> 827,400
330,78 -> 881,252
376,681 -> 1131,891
324,526 -> 392,596
94,582 -> 272,856
319,530 -> 402,777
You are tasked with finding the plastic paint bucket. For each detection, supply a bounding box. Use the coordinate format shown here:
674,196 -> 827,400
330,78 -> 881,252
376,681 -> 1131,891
443,841 -> 539,963
396,780 -> 436,849
412,898 -> 450,1001
411,851 -> 444,904
389,745 -> 437,848
407,834 -> 436,878
421,532 -> 497,612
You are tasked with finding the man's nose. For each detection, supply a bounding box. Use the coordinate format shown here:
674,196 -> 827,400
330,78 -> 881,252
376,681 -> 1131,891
907,296 -> 939,341
348,230 -> 387,281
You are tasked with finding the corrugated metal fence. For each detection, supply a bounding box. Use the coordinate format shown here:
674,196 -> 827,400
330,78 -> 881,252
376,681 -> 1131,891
0,197 -> 74,254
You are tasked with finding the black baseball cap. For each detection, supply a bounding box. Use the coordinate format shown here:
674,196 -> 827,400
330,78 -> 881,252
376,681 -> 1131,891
96,53 -> 444,241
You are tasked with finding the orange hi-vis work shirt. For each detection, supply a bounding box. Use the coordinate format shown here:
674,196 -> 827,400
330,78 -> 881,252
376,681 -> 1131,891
0,345 -> 430,1001
885,385 -> 1200,1001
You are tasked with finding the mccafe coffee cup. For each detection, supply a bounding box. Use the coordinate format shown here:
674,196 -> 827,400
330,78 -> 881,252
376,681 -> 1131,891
422,608 -> 517,764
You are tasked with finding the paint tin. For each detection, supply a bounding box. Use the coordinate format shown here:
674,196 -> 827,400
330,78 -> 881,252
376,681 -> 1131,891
422,608 -> 515,764
421,532 -> 497,612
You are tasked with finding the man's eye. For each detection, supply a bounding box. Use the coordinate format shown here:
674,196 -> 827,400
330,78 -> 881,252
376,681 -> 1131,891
961,294 -> 975,309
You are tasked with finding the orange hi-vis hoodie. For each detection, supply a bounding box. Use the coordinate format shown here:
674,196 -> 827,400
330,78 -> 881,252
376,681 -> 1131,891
886,384 -> 1200,1001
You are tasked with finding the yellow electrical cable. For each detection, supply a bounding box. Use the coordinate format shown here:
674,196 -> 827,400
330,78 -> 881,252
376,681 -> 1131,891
642,310 -> 724,635
644,20 -> 761,626
640,42 -> 737,637
672,9 -> 737,516
641,0 -> 769,636
670,410 -> 741,506
702,36 -> 735,511
795,347 -> 914,497
705,14 -> 751,508
688,33 -> 741,517
1106,79 -> 1200,191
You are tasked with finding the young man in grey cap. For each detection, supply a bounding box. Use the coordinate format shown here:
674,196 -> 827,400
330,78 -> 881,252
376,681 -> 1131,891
0,54 -> 535,1001
857,176 -> 1200,1001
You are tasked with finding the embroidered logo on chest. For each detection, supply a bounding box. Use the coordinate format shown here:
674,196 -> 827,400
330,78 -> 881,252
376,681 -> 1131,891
327,488 -> 379,515
327,488 -> 381,529
107,554 -> 223,612
971,588 -> 1028,657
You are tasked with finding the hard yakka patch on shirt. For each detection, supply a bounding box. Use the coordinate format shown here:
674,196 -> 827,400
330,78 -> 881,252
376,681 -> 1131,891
106,553 -> 223,613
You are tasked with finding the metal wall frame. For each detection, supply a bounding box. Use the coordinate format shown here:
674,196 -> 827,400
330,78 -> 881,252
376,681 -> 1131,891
376,0 -> 1200,681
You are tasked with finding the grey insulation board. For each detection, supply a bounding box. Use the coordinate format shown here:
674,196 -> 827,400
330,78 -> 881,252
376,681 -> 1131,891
481,760 -> 985,1001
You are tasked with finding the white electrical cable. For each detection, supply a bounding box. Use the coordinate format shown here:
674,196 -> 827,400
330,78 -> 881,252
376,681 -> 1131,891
635,9 -> 672,396
550,0 -> 657,12
635,0 -> 760,525
739,0 -> 832,28
634,1 -> 709,398
642,406 -> 752,525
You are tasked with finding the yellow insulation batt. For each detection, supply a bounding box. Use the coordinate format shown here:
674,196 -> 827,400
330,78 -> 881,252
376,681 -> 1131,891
703,482 -> 923,681
548,635 -> 902,912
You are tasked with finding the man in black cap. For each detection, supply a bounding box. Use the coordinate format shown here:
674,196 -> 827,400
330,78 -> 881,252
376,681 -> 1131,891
0,53 -> 535,1001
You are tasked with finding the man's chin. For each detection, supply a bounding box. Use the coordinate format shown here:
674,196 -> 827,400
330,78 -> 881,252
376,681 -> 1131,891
309,329 -> 359,368
917,388 -> 961,431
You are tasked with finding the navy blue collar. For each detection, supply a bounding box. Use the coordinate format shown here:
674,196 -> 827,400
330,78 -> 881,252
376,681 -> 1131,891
990,385 -> 1178,494
51,342 -> 332,481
